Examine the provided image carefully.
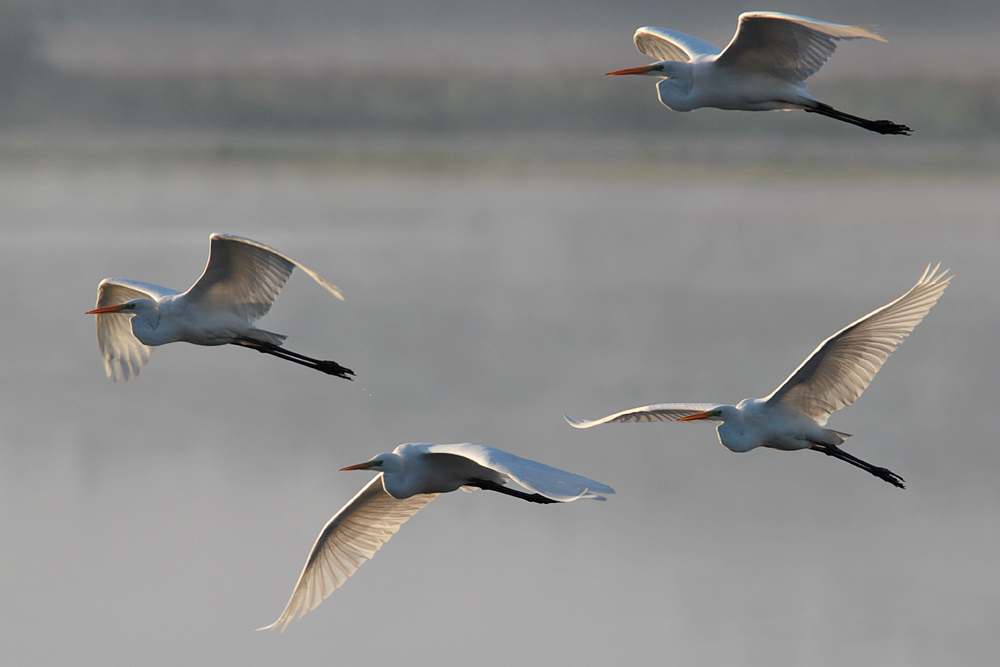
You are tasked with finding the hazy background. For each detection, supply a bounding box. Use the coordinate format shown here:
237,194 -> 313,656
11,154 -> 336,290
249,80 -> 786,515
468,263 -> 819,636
1,2 -> 998,666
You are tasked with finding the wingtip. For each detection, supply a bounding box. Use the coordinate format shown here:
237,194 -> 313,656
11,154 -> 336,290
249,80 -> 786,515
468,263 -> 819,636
582,484 -> 616,501
305,271 -> 345,301
919,263 -> 952,289
255,617 -> 288,633
564,414 -> 590,428
856,25 -> 887,43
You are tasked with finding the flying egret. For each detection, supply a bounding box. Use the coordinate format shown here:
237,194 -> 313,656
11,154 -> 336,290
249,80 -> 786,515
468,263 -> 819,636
259,442 -> 614,631
607,12 -> 912,135
566,265 -> 951,488
86,233 -> 354,381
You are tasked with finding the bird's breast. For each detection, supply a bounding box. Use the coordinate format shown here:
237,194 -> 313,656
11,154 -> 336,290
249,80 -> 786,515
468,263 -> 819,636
716,421 -> 759,453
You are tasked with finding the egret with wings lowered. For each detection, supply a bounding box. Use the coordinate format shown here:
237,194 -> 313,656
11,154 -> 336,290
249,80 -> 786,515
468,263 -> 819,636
87,234 -> 354,381
259,442 -> 614,631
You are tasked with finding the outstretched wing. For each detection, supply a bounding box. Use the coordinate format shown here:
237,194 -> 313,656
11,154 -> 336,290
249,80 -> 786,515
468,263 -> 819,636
259,476 -> 437,632
565,403 -> 722,428
91,279 -> 179,381
715,12 -> 885,86
425,443 -> 615,502
183,234 -> 343,324
634,26 -> 722,62
765,265 -> 951,425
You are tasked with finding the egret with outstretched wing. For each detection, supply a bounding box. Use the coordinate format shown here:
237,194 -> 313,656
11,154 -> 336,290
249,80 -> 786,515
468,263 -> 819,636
567,265 -> 951,488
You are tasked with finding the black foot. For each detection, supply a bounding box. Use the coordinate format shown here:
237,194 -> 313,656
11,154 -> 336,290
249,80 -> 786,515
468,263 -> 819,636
868,119 -> 912,136
314,360 -> 355,380
871,466 -> 906,489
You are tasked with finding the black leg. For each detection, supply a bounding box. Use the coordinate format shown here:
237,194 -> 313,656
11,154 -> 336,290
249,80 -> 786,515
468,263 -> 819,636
804,103 -> 912,136
466,479 -> 560,504
233,340 -> 355,380
811,443 -> 905,489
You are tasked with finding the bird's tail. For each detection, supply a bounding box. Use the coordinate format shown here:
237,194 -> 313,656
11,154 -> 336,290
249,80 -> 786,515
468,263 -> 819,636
241,329 -> 287,347
824,429 -> 853,445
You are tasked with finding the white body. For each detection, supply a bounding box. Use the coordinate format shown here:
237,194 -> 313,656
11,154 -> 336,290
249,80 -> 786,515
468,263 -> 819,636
655,61 -> 818,112
127,293 -> 270,347
702,400 -> 850,453
89,233 -> 344,380
567,265 -> 951,459
260,442 -> 614,632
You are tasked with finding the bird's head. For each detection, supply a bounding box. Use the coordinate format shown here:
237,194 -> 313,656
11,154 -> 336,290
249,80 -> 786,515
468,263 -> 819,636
606,61 -> 683,78
86,299 -> 155,316
341,452 -> 400,475
87,301 -> 137,315
677,408 -> 726,423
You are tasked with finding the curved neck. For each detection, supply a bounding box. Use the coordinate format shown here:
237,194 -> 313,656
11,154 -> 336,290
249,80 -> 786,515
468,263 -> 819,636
127,299 -> 163,342
377,454 -> 413,498
654,61 -> 695,109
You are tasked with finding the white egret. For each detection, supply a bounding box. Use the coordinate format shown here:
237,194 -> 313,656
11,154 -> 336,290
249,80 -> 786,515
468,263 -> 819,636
259,442 -> 614,631
86,233 -> 353,381
607,12 -> 911,135
566,265 -> 951,488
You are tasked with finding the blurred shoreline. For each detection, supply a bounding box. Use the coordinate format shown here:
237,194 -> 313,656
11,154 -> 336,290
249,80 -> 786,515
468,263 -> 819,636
0,13 -> 993,178
0,129 -> 996,179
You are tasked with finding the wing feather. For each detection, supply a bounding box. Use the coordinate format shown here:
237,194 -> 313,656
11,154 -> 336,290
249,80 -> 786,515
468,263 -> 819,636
91,279 -> 180,381
765,265 -> 951,424
424,443 -> 615,501
565,403 -> 722,428
715,12 -> 885,85
634,26 -> 721,62
183,234 -> 343,324
259,476 -> 436,632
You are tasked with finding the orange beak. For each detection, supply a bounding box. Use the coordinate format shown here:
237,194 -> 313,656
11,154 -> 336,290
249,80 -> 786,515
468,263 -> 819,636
86,304 -> 126,315
678,411 -> 717,422
340,460 -> 379,472
606,65 -> 656,76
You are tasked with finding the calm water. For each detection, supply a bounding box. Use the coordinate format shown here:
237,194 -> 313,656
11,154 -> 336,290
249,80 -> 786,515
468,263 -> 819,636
1,164 -> 997,666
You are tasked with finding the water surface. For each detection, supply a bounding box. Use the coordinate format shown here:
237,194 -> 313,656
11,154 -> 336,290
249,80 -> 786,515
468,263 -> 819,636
0,165 -> 997,666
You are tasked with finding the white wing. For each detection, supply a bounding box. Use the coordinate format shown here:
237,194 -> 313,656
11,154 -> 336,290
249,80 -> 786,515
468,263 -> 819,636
715,12 -> 885,86
182,234 -> 343,324
259,476 -> 437,632
634,26 -> 722,62
424,443 -> 615,501
765,265 -> 951,425
91,279 -> 180,381
565,403 -> 722,428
